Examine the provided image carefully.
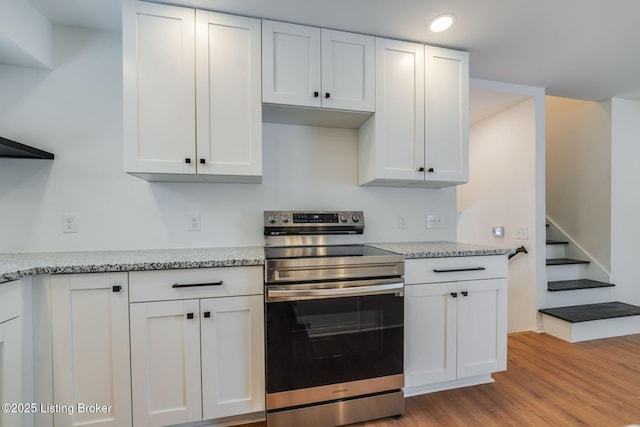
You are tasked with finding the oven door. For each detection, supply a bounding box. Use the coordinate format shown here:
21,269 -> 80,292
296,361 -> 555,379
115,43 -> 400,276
265,278 -> 404,410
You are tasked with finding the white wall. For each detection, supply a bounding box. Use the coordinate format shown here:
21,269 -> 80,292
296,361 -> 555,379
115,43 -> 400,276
545,96 -> 611,272
0,26 -> 457,252
458,80 -> 544,333
610,98 -> 640,305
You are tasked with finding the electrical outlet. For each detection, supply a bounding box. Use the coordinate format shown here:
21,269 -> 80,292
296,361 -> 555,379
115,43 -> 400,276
515,226 -> 528,240
189,214 -> 201,232
397,215 -> 408,229
62,214 -> 78,233
426,214 -> 445,229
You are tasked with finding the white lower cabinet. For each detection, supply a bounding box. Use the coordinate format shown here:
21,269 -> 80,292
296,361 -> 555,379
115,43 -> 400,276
404,256 -> 507,394
0,317 -> 22,427
50,273 -> 132,427
0,278 -> 33,427
129,267 -> 265,427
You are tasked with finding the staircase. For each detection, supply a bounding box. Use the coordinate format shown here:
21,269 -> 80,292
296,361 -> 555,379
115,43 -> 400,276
539,224 -> 640,342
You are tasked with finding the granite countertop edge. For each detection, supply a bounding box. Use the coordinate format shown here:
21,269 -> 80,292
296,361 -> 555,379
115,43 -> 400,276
1,241 -> 517,284
0,247 -> 265,284
368,241 -> 517,259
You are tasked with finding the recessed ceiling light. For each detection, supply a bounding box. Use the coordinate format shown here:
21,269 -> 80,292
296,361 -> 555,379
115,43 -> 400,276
429,13 -> 456,33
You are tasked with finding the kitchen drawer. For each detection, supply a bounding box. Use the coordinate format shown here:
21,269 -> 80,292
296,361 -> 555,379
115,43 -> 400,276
129,266 -> 263,302
0,279 -> 22,323
405,255 -> 507,285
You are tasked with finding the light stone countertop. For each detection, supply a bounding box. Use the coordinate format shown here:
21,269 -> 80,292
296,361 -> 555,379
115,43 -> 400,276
368,241 -> 516,259
0,241 -> 516,284
0,247 -> 264,284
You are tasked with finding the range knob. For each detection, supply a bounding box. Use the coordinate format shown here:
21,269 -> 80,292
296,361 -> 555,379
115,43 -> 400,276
340,215 -> 348,223
267,215 -> 279,224
352,215 -> 360,223
281,214 -> 290,223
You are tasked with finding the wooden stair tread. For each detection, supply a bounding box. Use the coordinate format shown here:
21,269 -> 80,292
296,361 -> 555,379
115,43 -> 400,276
546,258 -> 590,266
539,302 -> 640,323
548,279 -> 615,292
546,239 -> 569,245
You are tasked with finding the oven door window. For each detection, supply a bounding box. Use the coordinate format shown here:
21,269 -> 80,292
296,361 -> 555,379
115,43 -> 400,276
266,293 -> 403,393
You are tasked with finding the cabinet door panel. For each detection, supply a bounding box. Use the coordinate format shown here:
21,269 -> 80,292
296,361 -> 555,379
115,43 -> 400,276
262,20 -> 321,107
424,46 -> 469,184
321,29 -> 374,112
0,318 -> 21,427
457,279 -> 507,378
196,11 -> 262,178
201,295 -> 264,419
123,1 -> 196,174
51,273 -> 131,427
404,282 -> 456,386
374,38 -> 425,181
130,299 -> 202,427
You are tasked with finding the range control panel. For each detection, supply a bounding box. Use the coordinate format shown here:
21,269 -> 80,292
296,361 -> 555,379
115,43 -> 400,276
263,210 -> 364,231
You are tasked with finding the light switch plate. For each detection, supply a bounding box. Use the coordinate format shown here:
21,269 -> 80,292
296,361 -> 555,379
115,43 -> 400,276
515,226 -> 528,240
426,214 -> 444,229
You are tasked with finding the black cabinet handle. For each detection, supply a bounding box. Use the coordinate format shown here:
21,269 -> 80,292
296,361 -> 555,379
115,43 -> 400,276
185,158 -> 191,164
325,92 -> 331,99
427,167 -> 434,173
418,167 -> 425,172
461,291 -> 469,297
434,267 -> 486,273
200,158 -> 205,164
450,292 -> 458,298
204,311 -> 211,318
313,91 -> 319,98
186,313 -> 194,319
112,285 -> 121,293
172,281 -> 223,288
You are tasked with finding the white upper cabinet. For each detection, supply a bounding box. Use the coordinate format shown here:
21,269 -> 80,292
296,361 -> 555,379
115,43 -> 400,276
123,1 -> 195,176
196,11 -> 262,181
262,20 -> 374,112
359,39 -> 469,188
417,46 -> 469,187
123,1 -> 262,183
359,38 -> 425,185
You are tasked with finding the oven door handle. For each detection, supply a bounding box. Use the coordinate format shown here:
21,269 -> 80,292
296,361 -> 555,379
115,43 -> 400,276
266,282 -> 404,301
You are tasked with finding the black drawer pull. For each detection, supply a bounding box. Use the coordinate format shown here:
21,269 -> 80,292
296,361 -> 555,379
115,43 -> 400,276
204,311 -> 211,318
450,292 -> 458,298
433,267 -> 486,273
172,281 -> 223,288
461,291 -> 469,297
186,313 -> 194,319
112,285 -> 122,292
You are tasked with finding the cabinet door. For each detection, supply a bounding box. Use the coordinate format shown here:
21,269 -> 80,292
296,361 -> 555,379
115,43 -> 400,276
0,318 -> 21,427
321,29 -> 374,112
196,11 -> 262,181
456,279 -> 507,378
50,273 -> 131,427
262,20 -> 321,107
404,282 -> 456,386
123,0 -> 196,175
130,300 -> 202,427
372,38 -> 425,182
422,46 -> 469,185
201,295 -> 264,420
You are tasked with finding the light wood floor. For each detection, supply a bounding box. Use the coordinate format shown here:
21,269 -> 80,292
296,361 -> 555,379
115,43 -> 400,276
250,332 -> 640,427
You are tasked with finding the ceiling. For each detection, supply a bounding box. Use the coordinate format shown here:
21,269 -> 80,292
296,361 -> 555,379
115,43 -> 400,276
27,0 -> 640,104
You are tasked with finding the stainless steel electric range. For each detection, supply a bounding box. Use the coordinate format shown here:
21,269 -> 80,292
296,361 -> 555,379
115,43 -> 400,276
263,211 -> 405,427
